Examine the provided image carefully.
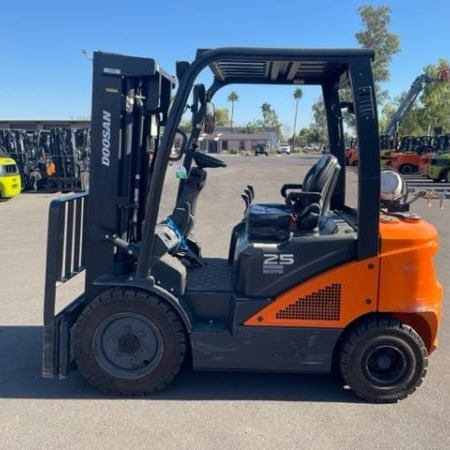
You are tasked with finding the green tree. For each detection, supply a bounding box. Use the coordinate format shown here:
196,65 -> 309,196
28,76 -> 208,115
178,120 -> 191,134
261,103 -> 272,128
243,119 -> 265,133
356,5 -> 400,103
215,108 -> 230,127
292,88 -> 303,151
261,103 -> 282,139
227,91 -> 239,131
420,60 -> 450,134
309,97 -> 328,142
311,5 -> 400,134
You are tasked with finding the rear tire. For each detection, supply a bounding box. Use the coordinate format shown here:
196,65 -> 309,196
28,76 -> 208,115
73,288 -> 186,395
340,316 -> 427,403
399,164 -> 414,175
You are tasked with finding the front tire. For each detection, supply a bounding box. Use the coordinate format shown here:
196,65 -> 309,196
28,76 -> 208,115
73,288 -> 186,395
340,316 -> 428,403
445,170 -> 450,183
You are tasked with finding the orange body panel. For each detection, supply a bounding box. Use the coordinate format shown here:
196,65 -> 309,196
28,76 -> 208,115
379,215 -> 442,350
388,152 -> 420,171
245,257 -> 379,329
347,148 -> 358,166
245,215 -> 442,352
419,152 -> 434,176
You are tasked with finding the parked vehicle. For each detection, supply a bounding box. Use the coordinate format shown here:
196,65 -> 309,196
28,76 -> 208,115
277,143 -> 291,154
429,153 -> 450,182
254,144 -> 268,156
303,144 -> 319,153
0,149 -> 21,199
0,128 -> 90,192
387,135 -> 439,175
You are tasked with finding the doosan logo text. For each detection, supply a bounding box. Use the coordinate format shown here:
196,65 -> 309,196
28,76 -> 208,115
102,110 -> 111,167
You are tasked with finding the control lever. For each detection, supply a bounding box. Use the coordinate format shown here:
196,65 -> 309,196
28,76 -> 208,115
241,193 -> 250,211
244,187 -> 253,204
246,185 -> 255,201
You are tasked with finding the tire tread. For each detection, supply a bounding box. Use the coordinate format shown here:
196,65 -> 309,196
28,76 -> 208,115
340,316 -> 428,403
73,288 -> 186,396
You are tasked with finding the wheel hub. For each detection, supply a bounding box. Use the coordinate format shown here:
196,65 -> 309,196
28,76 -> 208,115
93,312 -> 164,379
118,333 -> 141,354
364,345 -> 409,386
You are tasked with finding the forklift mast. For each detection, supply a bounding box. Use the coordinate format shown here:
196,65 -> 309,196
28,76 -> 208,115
84,52 -> 175,301
43,53 -> 175,377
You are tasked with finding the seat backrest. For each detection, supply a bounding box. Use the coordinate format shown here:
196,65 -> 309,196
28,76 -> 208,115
303,154 -> 341,211
303,154 -> 338,193
321,159 -> 341,213
295,154 -> 341,229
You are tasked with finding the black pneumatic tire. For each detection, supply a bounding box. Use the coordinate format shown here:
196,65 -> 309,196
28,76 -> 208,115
445,170 -> 450,183
340,317 -> 428,403
73,288 -> 186,396
399,164 -> 414,175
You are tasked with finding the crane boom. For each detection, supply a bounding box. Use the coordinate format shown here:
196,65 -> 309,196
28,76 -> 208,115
384,73 -> 446,136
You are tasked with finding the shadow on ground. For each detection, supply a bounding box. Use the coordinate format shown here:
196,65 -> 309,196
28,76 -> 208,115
0,325 -> 360,403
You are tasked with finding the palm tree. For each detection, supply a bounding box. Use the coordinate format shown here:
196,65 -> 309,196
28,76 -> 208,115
292,88 -> 303,152
228,91 -> 239,131
261,103 -> 272,129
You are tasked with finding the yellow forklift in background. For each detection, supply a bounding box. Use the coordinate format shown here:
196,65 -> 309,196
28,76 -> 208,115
0,148 -> 21,199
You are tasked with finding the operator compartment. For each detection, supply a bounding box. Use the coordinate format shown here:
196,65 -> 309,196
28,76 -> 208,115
182,150 -> 356,312
232,211 -> 356,298
228,154 -> 356,297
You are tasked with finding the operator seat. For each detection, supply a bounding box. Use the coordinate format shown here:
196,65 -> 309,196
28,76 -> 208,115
231,154 -> 344,297
246,154 -> 341,239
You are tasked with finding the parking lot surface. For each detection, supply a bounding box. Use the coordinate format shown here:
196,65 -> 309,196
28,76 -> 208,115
1,154 -> 449,449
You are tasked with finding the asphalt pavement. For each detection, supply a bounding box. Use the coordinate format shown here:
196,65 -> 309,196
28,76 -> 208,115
0,154 -> 449,449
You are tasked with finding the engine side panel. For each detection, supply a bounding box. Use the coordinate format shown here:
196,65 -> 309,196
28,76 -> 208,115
378,217 -> 442,350
244,256 -> 379,329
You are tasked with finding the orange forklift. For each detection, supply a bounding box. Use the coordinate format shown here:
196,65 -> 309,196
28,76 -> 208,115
43,48 -> 443,403
386,135 -> 432,174
345,137 -> 358,166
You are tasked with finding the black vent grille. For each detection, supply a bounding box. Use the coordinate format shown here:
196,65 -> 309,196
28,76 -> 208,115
358,86 -> 374,120
4,164 -> 18,174
275,284 -> 341,321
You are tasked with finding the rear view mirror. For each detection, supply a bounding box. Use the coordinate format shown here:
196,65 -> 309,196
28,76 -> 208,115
204,102 -> 215,134
170,130 -> 187,161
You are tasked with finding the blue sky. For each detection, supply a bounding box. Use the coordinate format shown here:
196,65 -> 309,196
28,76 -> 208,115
1,0 -> 449,134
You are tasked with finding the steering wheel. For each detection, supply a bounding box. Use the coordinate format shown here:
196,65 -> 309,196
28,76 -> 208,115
191,151 -> 227,169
